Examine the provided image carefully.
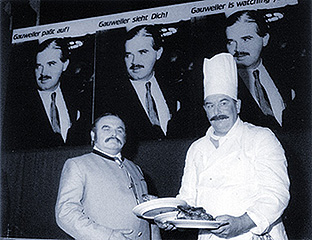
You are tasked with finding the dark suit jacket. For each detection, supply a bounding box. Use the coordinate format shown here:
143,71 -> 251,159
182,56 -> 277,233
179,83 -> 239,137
103,74 -> 181,143
238,60 -> 293,134
94,74 -> 209,157
3,85 -> 91,151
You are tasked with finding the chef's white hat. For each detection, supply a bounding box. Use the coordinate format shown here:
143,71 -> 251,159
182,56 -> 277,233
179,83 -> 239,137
203,53 -> 238,100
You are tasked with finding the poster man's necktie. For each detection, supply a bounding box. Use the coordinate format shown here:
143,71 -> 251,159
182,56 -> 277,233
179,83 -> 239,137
50,92 -> 61,134
145,81 -> 160,126
253,70 -> 273,116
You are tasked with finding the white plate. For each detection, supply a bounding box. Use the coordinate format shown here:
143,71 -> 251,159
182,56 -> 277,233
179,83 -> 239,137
132,197 -> 187,219
154,211 -> 224,229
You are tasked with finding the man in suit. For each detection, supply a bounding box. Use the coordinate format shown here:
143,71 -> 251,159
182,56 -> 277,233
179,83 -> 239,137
4,38 -> 90,150
55,113 -> 161,240
107,25 -> 183,143
225,10 -> 294,132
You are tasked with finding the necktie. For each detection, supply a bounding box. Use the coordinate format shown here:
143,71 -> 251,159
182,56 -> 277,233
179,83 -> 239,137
50,92 -> 61,134
145,82 -> 160,126
253,70 -> 273,116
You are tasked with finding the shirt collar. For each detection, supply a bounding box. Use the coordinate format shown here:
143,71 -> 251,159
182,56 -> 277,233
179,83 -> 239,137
38,85 -> 62,97
247,59 -> 263,72
130,73 -> 156,86
93,146 -> 122,160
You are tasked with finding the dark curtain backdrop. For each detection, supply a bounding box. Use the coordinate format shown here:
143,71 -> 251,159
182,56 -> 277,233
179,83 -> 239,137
2,132 -> 311,239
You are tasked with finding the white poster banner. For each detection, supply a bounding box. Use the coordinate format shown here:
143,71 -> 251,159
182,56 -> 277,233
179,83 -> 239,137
12,0 -> 298,43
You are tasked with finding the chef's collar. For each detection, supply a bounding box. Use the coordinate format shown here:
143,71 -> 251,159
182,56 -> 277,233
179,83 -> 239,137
210,132 -> 222,141
207,117 -> 241,145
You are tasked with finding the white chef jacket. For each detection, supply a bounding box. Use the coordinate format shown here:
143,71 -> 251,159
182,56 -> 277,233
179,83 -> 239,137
177,118 -> 290,240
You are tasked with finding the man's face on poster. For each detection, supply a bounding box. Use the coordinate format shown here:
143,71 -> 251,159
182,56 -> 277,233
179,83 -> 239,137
124,35 -> 163,82
35,47 -> 69,91
226,21 -> 269,69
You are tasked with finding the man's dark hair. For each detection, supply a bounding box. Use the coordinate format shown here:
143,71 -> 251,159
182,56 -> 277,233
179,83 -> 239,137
37,38 -> 70,62
226,10 -> 269,37
125,25 -> 163,51
92,112 -> 126,133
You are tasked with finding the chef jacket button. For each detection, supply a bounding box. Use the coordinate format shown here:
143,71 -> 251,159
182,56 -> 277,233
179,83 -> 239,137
137,231 -> 142,237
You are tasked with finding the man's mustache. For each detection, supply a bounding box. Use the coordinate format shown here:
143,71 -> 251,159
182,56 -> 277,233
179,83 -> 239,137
39,75 -> 51,81
105,137 -> 122,144
210,115 -> 229,121
130,64 -> 144,70
233,51 -> 249,58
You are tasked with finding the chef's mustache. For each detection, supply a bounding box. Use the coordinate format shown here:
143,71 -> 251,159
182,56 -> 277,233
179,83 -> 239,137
130,64 -> 144,70
39,75 -> 51,81
105,137 -> 122,144
233,51 -> 249,58
210,115 -> 229,121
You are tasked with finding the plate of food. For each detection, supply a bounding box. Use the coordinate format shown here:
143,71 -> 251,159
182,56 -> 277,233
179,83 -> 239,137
154,205 -> 225,229
132,197 -> 188,220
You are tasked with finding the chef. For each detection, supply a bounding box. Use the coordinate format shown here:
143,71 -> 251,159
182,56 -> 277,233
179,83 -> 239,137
160,53 -> 290,239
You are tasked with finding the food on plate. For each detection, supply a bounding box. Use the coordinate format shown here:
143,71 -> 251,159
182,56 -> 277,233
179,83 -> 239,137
176,205 -> 215,221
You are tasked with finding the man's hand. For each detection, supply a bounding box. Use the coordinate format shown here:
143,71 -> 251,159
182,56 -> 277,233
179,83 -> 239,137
210,213 -> 256,238
142,194 -> 158,202
154,219 -> 176,231
109,229 -> 133,240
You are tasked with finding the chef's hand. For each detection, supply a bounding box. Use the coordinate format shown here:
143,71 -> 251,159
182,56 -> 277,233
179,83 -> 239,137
210,213 -> 256,238
109,228 -> 133,240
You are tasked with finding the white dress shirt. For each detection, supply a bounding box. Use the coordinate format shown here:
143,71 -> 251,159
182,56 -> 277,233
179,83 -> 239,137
238,60 -> 285,126
130,74 -> 171,134
38,86 -> 71,142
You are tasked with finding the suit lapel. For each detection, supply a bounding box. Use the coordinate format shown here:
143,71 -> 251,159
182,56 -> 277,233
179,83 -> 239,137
156,75 -> 177,115
125,80 -> 151,123
120,79 -> 166,139
238,76 -> 260,113
238,76 -> 281,131
33,90 -> 57,134
29,90 -> 65,146
263,61 -> 292,106
61,87 -> 77,124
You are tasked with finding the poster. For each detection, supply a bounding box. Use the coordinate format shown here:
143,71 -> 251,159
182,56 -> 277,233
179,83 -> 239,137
6,0 -> 307,147
2,1 -> 311,238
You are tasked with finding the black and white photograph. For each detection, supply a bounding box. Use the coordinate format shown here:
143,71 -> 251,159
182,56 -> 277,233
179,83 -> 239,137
1,0 -> 311,239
